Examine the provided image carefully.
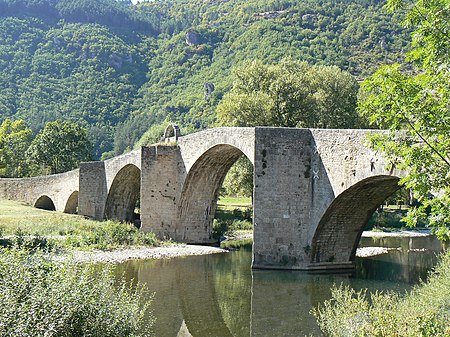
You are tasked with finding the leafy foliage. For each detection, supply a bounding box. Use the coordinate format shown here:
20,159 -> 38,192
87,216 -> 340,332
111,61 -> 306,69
313,252 -> 450,336
217,59 -> 361,128
0,118 -> 32,177
27,119 -> 92,175
358,0 -> 450,240
0,249 -> 152,336
0,0 -> 410,161
221,156 -> 253,198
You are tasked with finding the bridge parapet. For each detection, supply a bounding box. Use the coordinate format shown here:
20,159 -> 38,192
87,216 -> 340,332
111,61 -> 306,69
0,169 -> 79,212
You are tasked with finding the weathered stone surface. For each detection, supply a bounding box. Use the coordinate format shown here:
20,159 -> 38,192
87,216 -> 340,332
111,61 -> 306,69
0,127 -> 403,271
0,169 -> 79,212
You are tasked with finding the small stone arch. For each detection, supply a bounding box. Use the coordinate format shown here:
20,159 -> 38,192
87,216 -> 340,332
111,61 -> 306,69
64,191 -> 79,214
178,144 -> 252,243
34,195 -> 56,211
104,164 -> 141,223
310,175 -> 401,266
162,124 -> 181,143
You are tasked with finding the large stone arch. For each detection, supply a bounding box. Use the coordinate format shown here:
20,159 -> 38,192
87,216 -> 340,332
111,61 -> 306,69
34,195 -> 56,211
310,175 -> 401,267
104,164 -> 141,222
64,191 -> 78,214
178,144 -> 252,243
178,127 -> 255,173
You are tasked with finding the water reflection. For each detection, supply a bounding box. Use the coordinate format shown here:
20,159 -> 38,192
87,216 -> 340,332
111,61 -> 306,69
357,234 -> 444,283
116,242 -> 427,337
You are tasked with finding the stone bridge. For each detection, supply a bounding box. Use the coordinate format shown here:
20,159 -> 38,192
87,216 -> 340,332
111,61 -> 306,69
0,127 -> 403,271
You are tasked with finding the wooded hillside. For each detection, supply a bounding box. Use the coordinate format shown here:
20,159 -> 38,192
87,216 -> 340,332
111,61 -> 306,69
0,0 -> 409,159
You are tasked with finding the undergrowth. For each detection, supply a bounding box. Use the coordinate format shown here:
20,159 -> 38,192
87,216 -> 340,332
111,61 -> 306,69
0,249 -> 152,336
0,222 -> 159,251
313,252 -> 450,336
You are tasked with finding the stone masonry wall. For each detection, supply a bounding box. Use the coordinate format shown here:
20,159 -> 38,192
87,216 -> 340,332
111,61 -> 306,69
140,145 -> 186,240
252,128 -> 315,269
0,169 -> 79,211
78,162 -> 107,219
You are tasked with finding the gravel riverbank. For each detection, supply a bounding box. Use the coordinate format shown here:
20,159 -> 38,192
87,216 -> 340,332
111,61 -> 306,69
64,244 -> 227,264
57,230 -> 432,263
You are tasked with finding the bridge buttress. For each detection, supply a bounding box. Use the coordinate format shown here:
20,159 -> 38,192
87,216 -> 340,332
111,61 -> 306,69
252,128 -> 315,270
140,145 -> 185,240
78,161 -> 107,220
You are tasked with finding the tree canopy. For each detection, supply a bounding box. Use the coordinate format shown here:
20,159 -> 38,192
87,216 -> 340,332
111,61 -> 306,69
27,120 -> 93,175
217,59 -> 362,128
0,0 -> 410,160
358,0 -> 450,240
0,118 -> 33,177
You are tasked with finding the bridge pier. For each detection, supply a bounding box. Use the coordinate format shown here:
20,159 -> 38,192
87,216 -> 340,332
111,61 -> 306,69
140,145 -> 185,241
78,161 -> 107,220
252,128 -> 321,270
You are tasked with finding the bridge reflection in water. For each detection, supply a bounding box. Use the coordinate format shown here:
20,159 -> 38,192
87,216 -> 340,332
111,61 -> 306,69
115,243 -> 426,337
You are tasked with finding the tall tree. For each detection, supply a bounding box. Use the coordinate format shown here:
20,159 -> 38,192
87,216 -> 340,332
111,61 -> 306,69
27,120 -> 93,175
216,59 -> 361,128
358,0 -> 450,240
217,59 -> 361,197
0,118 -> 33,177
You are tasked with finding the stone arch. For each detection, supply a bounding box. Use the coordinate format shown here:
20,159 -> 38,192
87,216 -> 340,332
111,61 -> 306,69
310,175 -> 401,266
178,144 -> 252,243
162,123 -> 180,142
64,191 -> 78,214
34,195 -> 56,211
104,164 -> 141,223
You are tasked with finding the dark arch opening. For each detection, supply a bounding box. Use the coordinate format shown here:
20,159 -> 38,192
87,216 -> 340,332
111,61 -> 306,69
179,144 -> 253,243
104,164 -> 141,224
310,175 -> 401,265
64,191 -> 78,214
34,195 -> 56,211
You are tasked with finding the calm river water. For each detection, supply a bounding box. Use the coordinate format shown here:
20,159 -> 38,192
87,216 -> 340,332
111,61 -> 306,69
115,235 -> 443,337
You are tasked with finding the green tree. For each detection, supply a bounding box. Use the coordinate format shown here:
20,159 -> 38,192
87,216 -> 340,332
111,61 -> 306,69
217,59 -> 361,197
216,59 -> 360,128
0,118 -> 33,177
358,0 -> 450,240
27,120 -> 93,175
221,156 -> 253,198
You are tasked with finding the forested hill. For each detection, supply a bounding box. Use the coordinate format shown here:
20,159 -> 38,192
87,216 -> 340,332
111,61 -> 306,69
0,0 -> 409,159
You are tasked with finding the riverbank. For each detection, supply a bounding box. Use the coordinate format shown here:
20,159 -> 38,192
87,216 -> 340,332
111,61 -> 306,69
82,227 -> 431,264
59,244 -> 227,264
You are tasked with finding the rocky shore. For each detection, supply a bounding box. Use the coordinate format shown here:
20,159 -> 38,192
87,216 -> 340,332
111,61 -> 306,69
59,229 -> 433,264
65,244 -> 227,264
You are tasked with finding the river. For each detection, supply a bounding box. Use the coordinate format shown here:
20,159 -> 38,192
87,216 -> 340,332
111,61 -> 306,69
115,234 -> 444,336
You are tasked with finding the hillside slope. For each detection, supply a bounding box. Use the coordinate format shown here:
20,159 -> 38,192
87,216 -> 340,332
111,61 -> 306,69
0,0 -> 409,158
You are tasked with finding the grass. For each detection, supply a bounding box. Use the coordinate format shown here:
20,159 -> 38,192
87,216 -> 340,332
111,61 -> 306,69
217,196 -> 252,210
313,251 -> 450,336
0,199 -> 159,250
213,196 -> 253,239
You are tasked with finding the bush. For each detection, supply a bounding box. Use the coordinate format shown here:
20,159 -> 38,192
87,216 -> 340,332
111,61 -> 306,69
0,249 -> 152,336
63,221 -> 159,249
312,252 -> 450,336
212,219 -> 253,239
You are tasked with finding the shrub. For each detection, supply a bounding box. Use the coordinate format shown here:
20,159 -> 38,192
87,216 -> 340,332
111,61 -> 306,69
212,219 -> 253,239
0,249 -> 152,337
63,221 -> 159,249
312,252 -> 450,336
